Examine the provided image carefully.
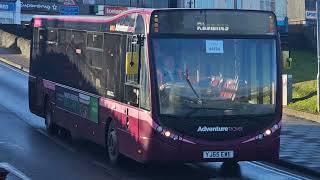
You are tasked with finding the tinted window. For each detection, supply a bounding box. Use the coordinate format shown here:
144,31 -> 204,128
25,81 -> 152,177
58,29 -> 67,45
47,28 -> 57,42
140,38 -> 150,110
104,33 -> 123,99
87,33 -> 103,49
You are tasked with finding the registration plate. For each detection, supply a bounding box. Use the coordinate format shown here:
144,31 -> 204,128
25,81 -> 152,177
203,151 -> 234,159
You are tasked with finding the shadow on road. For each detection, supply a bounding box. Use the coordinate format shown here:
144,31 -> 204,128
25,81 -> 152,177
49,131 -> 246,180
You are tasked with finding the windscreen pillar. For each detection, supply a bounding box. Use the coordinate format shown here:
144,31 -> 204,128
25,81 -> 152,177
282,74 -> 292,106
0,167 -> 9,180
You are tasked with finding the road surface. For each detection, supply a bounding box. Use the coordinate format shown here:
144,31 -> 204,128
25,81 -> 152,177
0,62 -> 315,180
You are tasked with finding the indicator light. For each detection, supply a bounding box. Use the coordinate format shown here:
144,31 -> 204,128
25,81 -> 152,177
265,129 -> 272,136
173,135 -> 179,141
164,131 -> 171,137
156,126 -> 163,133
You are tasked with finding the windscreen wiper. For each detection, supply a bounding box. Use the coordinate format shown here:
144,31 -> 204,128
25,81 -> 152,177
184,106 -> 239,117
184,70 -> 202,103
188,107 -> 238,110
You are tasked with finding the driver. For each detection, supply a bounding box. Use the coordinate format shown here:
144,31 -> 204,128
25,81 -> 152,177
157,56 -> 181,90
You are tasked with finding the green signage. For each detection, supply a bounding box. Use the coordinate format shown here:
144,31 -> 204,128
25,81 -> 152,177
90,97 -> 99,123
56,86 -> 99,123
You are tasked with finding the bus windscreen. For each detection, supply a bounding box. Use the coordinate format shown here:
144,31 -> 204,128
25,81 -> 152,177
150,10 -> 277,35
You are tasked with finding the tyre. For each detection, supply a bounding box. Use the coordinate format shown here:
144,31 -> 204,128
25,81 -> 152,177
221,161 -> 240,177
45,101 -> 58,135
107,120 -> 121,165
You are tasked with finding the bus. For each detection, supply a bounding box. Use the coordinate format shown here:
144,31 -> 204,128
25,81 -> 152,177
29,8 -> 282,164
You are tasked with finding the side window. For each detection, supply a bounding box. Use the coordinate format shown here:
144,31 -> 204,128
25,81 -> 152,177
104,33 -> 123,100
139,38 -> 150,110
124,35 -> 140,107
135,15 -> 150,110
126,36 -> 139,84
68,30 -> 87,90
32,28 -> 40,57
47,28 -> 58,43
87,33 -> 103,49
58,29 -> 67,45
86,32 -> 104,94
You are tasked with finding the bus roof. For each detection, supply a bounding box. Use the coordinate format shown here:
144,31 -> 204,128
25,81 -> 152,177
33,8 -> 274,23
33,8 -> 153,23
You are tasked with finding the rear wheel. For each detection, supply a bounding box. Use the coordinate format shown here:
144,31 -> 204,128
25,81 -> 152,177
107,120 -> 121,165
45,101 -> 58,135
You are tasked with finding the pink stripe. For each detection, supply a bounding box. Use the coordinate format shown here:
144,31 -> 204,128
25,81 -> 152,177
43,80 -> 55,91
182,138 -> 196,144
241,137 -> 256,144
100,97 -> 196,144
36,9 -> 153,24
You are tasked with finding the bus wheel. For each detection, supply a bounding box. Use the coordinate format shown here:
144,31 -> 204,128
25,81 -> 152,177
45,102 -> 58,135
107,120 -> 121,165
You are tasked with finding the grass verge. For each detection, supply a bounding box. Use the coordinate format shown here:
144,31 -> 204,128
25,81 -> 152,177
283,50 -> 318,114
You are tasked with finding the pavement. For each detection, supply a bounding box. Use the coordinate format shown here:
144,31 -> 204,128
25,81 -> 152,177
280,115 -> 320,177
0,47 -> 320,179
283,107 -> 320,124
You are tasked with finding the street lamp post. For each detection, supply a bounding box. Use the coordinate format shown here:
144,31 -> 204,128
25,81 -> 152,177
317,0 -> 320,112
187,0 -> 194,8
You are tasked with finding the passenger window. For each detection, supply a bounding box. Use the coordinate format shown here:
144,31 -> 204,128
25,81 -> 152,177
125,35 -> 141,107
58,29 -> 67,45
126,36 -> 139,84
47,28 -> 58,42
87,33 -> 103,49
104,33 -> 122,100
139,39 -> 150,110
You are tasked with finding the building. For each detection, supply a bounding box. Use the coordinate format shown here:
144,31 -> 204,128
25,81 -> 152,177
18,0 -> 177,23
0,0 -> 21,24
305,0 -> 316,25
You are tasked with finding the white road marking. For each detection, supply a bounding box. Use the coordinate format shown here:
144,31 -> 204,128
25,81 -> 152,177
36,129 -> 76,153
249,161 -> 312,180
0,162 -> 31,180
0,141 -> 24,150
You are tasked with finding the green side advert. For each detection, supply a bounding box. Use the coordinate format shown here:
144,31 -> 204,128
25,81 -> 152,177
89,97 -> 99,123
56,86 -> 99,123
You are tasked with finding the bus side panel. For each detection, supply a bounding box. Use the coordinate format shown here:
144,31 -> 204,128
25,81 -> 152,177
29,27 -> 45,117
100,98 -> 141,162
28,76 -> 45,117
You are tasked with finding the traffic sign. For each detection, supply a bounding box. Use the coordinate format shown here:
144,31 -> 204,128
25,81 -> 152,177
60,5 -> 79,15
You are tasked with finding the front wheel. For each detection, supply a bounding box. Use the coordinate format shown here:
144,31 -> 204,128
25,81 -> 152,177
107,120 -> 121,165
45,102 -> 58,135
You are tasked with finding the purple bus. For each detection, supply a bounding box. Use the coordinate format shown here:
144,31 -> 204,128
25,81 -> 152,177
29,9 -> 282,164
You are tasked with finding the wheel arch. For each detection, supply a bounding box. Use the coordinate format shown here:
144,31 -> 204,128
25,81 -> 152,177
104,117 -> 113,144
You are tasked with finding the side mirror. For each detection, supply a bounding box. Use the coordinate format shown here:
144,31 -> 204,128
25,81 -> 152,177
282,50 -> 292,69
126,52 -> 139,75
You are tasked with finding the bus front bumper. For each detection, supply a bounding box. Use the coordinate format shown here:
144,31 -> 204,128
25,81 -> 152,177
138,133 -> 280,163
